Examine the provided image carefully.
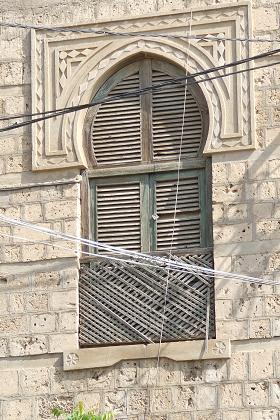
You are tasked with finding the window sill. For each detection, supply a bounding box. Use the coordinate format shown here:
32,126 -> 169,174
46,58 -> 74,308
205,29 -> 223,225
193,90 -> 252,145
63,339 -> 231,371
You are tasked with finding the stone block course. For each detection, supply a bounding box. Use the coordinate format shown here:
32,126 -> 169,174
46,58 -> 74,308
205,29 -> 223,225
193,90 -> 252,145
9,335 -> 48,356
0,370 -> 19,396
20,368 -> 50,396
228,352 -> 249,381
30,313 -> 56,333
2,398 -> 34,420
244,381 -> 269,407
249,350 -> 274,380
196,385 -> 217,410
44,200 -> 78,220
127,388 -> 148,414
250,318 -> 272,338
1,1 -> 280,418
0,62 -> 23,85
219,383 -> 243,408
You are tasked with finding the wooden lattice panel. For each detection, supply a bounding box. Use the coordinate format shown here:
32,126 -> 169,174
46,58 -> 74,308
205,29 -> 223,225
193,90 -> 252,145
79,253 -> 215,346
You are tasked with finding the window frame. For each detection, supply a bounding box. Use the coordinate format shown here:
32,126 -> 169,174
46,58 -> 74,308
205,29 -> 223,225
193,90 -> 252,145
81,56 -> 212,258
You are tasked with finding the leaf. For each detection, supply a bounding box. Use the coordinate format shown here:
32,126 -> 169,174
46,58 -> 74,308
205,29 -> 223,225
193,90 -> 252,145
78,401 -> 84,414
51,407 -> 65,418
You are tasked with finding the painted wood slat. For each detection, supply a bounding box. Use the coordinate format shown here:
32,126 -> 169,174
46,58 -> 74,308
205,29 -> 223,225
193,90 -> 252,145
91,71 -> 142,165
95,182 -> 141,252
155,176 -> 201,250
152,70 -> 203,160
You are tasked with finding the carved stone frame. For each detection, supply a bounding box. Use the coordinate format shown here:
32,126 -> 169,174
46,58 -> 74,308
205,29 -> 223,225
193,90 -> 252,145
31,1 -> 254,171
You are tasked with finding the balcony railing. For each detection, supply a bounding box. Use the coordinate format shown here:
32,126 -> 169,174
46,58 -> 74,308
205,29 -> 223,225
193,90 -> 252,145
79,250 -> 215,347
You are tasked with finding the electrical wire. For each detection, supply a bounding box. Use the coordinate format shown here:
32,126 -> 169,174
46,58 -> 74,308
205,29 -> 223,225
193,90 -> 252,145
155,10 -> 193,382
0,228 -> 277,286
0,197 -> 276,286
0,20 -> 277,43
0,60 -> 279,132
1,48 -> 280,132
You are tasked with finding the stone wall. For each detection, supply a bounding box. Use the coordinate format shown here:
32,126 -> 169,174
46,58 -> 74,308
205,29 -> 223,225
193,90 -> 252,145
1,0 -> 280,418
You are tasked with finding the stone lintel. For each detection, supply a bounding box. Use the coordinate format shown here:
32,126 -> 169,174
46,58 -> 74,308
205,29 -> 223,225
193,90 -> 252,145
63,338 -> 231,370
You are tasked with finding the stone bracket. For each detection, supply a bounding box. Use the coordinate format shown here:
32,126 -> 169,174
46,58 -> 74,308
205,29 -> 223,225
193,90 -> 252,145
63,339 -> 231,371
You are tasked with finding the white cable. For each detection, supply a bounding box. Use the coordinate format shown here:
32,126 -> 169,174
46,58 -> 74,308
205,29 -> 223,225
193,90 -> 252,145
0,230 -> 277,287
0,231 -> 169,269
0,214 -> 272,285
155,11 -> 193,380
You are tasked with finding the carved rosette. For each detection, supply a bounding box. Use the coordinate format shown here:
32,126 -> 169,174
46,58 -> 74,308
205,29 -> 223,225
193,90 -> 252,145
31,3 -> 254,171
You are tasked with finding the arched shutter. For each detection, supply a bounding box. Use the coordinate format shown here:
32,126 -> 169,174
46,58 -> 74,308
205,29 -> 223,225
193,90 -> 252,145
90,66 -> 142,165
90,59 -> 203,167
152,63 -> 203,161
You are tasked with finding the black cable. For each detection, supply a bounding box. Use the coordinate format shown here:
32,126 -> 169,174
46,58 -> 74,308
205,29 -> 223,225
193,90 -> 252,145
1,59 -> 279,133
1,45 -> 279,123
1,52 -> 280,133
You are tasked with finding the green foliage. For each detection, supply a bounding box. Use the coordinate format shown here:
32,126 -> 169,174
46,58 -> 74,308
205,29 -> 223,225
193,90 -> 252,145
51,401 -> 114,420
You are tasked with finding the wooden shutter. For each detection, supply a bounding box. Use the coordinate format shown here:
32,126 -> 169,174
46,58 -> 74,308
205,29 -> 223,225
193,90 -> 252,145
91,70 -> 141,165
93,180 -> 142,251
154,172 -> 202,250
152,68 -> 203,161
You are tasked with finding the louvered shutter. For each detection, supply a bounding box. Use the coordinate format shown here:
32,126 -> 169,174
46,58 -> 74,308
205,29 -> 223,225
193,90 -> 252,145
154,172 -> 202,250
93,180 -> 142,251
91,71 -> 141,165
152,69 -> 203,160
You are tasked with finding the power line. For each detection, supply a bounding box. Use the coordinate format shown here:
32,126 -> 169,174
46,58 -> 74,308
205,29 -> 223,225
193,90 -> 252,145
0,213 -> 274,286
1,45 -> 279,123
1,51 -> 280,133
155,10 -> 193,383
0,20 -> 277,43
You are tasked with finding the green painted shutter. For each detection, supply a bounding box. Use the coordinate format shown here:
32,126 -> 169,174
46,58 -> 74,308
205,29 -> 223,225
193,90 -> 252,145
92,179 -> 142,251
153,171 -> 203,251
91,69 -> 142,165
152,68 -> 203,160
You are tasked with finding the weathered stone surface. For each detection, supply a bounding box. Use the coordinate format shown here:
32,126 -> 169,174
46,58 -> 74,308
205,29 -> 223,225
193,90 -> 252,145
172,385 -> 195,411
228,352 -> 248,381
244,382 -> 269,407
250,319 -> 271,339
116,360 -> 138,387
50,289 -> 77,311
25,292 -> 48,312
10,335 -> 48,356
0,2 -> 280,418
250,350 -> 274,380
2,399 -> 33,420
196,385 -> 217,410
0,370 -> 19,396
30,313 -> 56,333
203,360 -> 227,383
38,396 -> 74,420
220,383 -> 243,408
150,388 -> 172,413
181,361 -> 203,384
20,368 -> 50,395
104,390 -> 126,415
222,410 -> 250,420
127,389 -> 148,414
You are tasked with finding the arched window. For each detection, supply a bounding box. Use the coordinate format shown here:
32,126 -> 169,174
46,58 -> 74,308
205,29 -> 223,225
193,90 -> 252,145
80,57 -> 214,346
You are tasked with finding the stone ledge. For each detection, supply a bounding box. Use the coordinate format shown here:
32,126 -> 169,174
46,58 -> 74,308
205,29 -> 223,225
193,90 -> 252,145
63,339 -> 231,371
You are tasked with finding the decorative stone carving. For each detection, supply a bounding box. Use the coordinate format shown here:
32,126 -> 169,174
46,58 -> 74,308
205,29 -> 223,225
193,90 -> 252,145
65,352 -> 79,366
63,339 -> 231,371
31,3 -> 254,171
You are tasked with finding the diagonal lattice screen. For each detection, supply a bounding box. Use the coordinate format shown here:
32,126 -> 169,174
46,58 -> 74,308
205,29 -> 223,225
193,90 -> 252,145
79,253 -> 215,346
